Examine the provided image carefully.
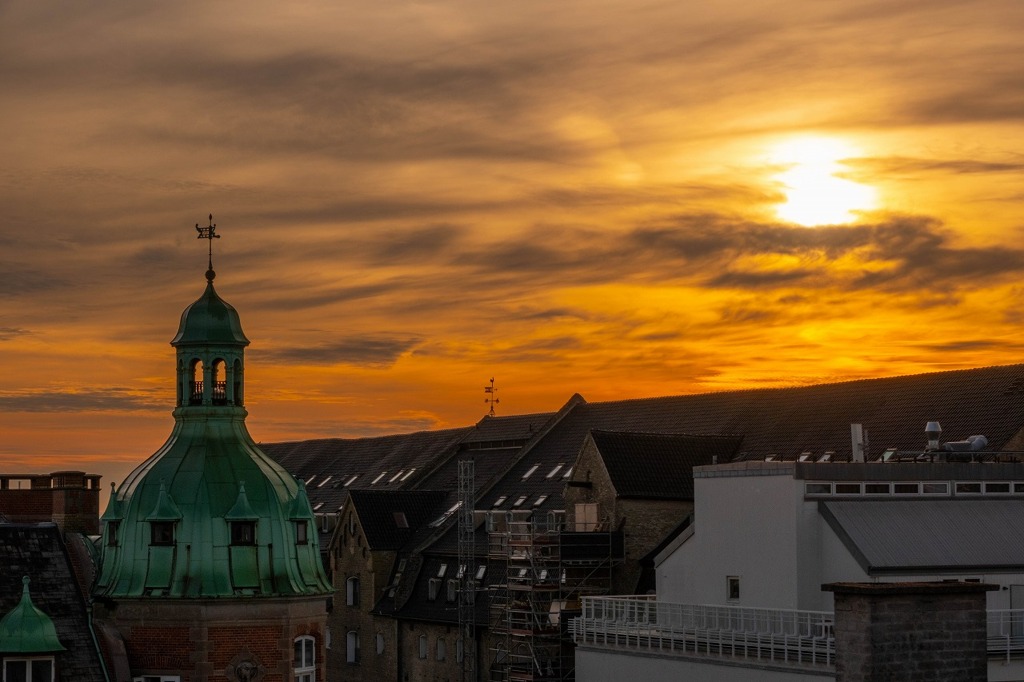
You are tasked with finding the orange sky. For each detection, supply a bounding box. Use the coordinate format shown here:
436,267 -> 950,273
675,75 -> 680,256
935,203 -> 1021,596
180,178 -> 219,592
2,1 -> 1024,487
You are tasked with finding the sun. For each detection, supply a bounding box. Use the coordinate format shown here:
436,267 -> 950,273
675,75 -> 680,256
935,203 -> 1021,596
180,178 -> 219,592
770,137 -> 877,226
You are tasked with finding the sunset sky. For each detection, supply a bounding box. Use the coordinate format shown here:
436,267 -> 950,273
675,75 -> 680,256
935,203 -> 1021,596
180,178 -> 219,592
2,1 -> 1024,486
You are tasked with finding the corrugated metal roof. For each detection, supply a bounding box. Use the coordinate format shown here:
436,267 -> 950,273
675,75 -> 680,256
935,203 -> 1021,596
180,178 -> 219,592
820,499 -> 1024,572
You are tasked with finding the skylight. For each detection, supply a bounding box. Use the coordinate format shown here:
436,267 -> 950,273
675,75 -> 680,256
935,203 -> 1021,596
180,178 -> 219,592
313,502 -> 324,511
429,502 -> 462,528
562,467 -> 573,479
438,563 -> 448,578
546,464 -> 564,479
512,495 -> 527,508
522,464 -> 540,480
305,474 -> 318,485
475,565 -> 486,580
493,496 -> 507,507
371,471 -> 388,485
394,511 -> 409,529
389,470 -> 405,483
317,475 -> 333,488
533,494 -> 548,507
345,475 -> 359,486
400,468 -> 416,481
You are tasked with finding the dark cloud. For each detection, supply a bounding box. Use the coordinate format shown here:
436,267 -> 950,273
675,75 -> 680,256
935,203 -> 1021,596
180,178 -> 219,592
254,335 -> 422,367
0,328 -> 31,341
0,388 -> 165,413
849,156 -> 1024,177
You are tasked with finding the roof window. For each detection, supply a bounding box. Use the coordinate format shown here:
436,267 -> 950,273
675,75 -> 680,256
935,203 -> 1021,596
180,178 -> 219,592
394,511 -> 409,529
546,464 -> 564,479
400,468 -> 417,481
371,471 -> 388,485
512,495 -> 527,508
317,475 -> 333,488
475,565 -> 487,580
438,563 -> 448,578
389,471 -> 405,483
522,465 -> 540,480
313,501 -> 324,511
345,474 -> 359,487
532,495 -> 548,507
493,496 -> 507,507
562,467 -> 573,479
305,474 -> 318,485
429,502 -> 462,528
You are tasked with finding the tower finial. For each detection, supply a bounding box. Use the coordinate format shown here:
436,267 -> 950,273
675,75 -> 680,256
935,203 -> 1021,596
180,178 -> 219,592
195,214 -> 220,282
484,377 -> 499,416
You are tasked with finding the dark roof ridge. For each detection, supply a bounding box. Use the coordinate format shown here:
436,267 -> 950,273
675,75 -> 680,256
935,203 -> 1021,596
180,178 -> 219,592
262,425 -> 470,448
590,429 -> 741,440
585,363 -> 1024,406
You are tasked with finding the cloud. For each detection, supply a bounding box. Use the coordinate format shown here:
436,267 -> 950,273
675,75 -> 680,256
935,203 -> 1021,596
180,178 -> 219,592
0,328 -> 31,341
0,388 -> 165,413
254,335 -> 422,367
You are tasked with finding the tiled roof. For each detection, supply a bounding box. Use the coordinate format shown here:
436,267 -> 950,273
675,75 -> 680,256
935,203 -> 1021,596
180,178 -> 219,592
376,553 -> 492,624
460,412 -> 557,445
262,427 -> 471,512
0,524 -> 106,680
589,430 -> 743,500
821,499 -> 1024,572
348,490 -> 449,551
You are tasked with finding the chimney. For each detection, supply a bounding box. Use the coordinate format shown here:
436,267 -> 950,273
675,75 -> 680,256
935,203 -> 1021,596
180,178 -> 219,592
925,421 -> 942,450
850,424 -> 866,462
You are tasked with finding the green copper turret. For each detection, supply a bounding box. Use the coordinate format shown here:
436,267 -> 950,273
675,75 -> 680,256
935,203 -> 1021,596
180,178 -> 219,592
95,263 -> 331,599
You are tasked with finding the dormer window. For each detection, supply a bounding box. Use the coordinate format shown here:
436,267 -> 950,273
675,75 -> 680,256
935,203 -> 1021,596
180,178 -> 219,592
4,659 -> 54,682
150,521 -> 175,546
231,521 -> 256,546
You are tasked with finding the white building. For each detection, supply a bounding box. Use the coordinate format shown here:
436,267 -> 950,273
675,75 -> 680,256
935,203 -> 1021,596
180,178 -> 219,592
575,457 -> 1024,681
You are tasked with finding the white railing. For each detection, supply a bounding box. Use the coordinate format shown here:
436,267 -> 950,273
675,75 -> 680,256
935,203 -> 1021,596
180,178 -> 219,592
988,609 -> 1024,661
574,598 -> 1024,665
574,596 -> 834,667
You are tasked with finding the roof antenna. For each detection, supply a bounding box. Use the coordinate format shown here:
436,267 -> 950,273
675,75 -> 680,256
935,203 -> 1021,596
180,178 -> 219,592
195,214 -> 220,282
484,377 -> 499,416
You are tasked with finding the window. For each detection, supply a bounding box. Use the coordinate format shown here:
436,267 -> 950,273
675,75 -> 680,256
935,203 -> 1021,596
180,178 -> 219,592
6,659 -> 55,682
834,483 -> 861,495
294,520 -> 309,544
371,471 -> 388,485
376,632 -> 385,655
393,511 -> 409,528
107,520 -> 121,546
133,677 -> 180,682
894,483 -> 919,494
418,635 -> 428,659
150,521 -> 175,546
344,474 -> 359,486
346,576 -> 360,607
446,579 -> 458,602
727,576 -> 740,601
428,578 -> 441,601
864,483 -> 890,494
805,483 -> 831,495
436,637 -> 447,661
546,464 -> 564,479
437,563 -> 448,578
389,470 -> 405,483
522,464 -> 540,479
317,475 -> 332,488
492,496 -> 507,507
532,494 -> 548,507
986,482 -> 1011,494
562,467 -> 573,479
475,565 -> 487,581
922,482 -> 949,494
346,631 -> 360,664
956,482 -> 982,494
512,495 -> 527,508
400,468 -> 416,481
294,635 -> 316,681
231,521 -> 256,545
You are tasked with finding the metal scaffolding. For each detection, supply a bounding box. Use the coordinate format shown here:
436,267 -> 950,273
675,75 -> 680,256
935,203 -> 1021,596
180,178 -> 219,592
458,459 -> 477,682
487,511 -> 623,681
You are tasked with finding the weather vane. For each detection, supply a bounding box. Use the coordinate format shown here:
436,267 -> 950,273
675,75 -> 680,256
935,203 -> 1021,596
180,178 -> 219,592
484,377 -> 499,416
195,214 -> 220,282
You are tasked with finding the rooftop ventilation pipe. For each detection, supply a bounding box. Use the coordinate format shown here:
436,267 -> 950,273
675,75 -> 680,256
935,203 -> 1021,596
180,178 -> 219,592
925,421 -> 942,450
851,424 -> 866,463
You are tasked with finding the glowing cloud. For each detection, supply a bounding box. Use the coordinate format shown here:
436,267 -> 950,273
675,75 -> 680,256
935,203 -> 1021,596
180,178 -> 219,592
771,137 -> 878,226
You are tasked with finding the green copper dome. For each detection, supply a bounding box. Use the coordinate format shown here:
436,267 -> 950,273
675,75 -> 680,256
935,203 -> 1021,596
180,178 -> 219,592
171,280 -> 249,347
95,273 -> 330,600
0,577 -> 66,654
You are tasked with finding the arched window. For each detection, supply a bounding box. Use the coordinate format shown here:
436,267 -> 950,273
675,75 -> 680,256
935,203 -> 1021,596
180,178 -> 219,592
346,576 -> 360,607
436,637 -> 446,661
418,634 -> 428,659
211,358 -> 227,405
346,631 -> 360,664
189,359 -> 204,405
233,358 -> 243,405
294,635 -> 316,682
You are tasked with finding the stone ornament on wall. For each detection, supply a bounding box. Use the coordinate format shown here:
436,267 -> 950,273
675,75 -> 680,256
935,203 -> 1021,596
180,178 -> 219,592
226,649 -> 266,682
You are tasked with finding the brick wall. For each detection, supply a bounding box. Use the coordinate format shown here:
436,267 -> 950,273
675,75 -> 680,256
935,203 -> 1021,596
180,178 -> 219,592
825,581 -> 995,682
0,471 -> 100,533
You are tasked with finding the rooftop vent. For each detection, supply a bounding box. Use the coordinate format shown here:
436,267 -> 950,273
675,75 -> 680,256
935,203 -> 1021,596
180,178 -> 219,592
851,424 -> 866,463
925,421 -> 942,450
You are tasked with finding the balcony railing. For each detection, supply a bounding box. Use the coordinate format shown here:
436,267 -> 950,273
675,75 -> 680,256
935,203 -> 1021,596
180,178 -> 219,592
574,596 -> 834,667
574,597 -> 1024,666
